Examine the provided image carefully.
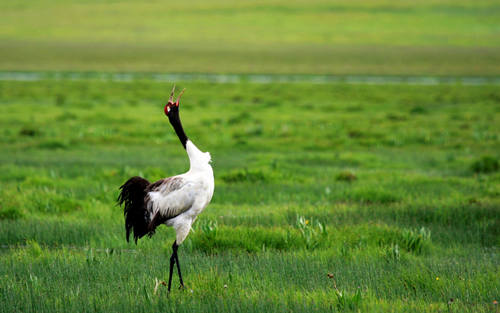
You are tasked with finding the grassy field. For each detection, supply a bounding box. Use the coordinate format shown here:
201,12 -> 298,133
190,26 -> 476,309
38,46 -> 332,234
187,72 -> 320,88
1,0 -> 499,311
0,80 -> 499,312
1,0 -> 500,75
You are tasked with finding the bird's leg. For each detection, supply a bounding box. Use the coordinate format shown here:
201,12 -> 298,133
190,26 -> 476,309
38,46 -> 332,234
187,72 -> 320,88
167,241 -> 176,294
167,241 -> 185,293
173,242 -> 185,289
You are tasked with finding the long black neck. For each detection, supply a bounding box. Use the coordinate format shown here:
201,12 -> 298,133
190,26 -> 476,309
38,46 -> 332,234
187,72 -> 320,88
168,110 -> 188,149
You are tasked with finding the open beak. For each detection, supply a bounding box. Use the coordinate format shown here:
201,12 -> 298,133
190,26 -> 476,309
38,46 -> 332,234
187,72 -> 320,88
165,85 -> 186,115
168,84 -> 186,106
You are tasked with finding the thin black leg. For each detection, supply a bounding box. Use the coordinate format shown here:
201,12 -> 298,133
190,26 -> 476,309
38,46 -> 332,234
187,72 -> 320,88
174,246 -> 185,289
167,243 -> 176,293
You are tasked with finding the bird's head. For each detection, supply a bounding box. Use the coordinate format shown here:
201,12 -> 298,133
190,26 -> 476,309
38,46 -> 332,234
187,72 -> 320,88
164,85 -> 185,117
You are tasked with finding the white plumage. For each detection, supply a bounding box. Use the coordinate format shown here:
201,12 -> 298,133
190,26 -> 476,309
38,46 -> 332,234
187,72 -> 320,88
148,140 -> 214,244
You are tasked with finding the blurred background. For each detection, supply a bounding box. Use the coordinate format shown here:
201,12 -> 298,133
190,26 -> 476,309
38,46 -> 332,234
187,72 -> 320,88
1,0 -> 499,76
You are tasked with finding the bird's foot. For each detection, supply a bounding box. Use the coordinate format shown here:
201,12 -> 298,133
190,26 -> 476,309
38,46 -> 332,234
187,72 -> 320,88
178,283 -> 185,290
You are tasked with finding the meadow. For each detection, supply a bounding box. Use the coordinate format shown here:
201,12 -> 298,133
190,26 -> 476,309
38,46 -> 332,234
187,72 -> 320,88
1,0 -> 500,311
0,80 -> 499,312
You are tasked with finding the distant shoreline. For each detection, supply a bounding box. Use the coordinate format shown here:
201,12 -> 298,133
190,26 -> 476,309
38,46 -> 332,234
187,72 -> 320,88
1,71 -> 500,85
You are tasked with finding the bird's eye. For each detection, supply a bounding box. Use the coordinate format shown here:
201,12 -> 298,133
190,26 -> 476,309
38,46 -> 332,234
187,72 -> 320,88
164,104 -> 172,116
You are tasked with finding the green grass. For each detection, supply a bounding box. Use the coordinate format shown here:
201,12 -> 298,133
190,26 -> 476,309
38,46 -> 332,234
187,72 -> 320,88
1,0 -> 500,74
0,80 -> 499,312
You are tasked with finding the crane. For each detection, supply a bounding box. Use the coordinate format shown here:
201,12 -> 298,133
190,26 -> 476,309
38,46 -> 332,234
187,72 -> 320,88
117,85 -> 214,293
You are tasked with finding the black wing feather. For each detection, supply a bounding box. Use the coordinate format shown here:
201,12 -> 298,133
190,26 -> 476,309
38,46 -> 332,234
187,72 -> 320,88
117,176 -> 150,243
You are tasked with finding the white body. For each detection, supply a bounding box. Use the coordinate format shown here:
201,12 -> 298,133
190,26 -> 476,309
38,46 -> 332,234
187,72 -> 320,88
147,140 -> 214,244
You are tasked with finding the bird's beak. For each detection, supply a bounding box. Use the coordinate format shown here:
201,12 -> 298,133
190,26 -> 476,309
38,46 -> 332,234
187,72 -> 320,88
175,88 -> 186,106
167,84 -> 186,107
168,84 -> 176,103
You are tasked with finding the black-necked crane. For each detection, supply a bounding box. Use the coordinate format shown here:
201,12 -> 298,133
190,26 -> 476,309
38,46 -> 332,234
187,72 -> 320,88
117,85 -> 214,293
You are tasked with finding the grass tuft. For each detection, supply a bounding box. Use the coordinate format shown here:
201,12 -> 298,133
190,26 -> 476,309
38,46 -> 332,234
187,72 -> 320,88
336,170 -> 357,182
348,187 -> 400,204
328,274 -> 363,311
220,168 -> 276,183
19,127 -> 39,137
0,206 -> 24,220
36,140 -> 69,150
295,215 -> 327,250
409,106 -> 428,115
399,227 -> 431,255
470,155 -> 499,174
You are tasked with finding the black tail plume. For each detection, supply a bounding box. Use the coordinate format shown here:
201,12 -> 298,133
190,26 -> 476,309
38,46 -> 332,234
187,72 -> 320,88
117,176 -> 151,243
